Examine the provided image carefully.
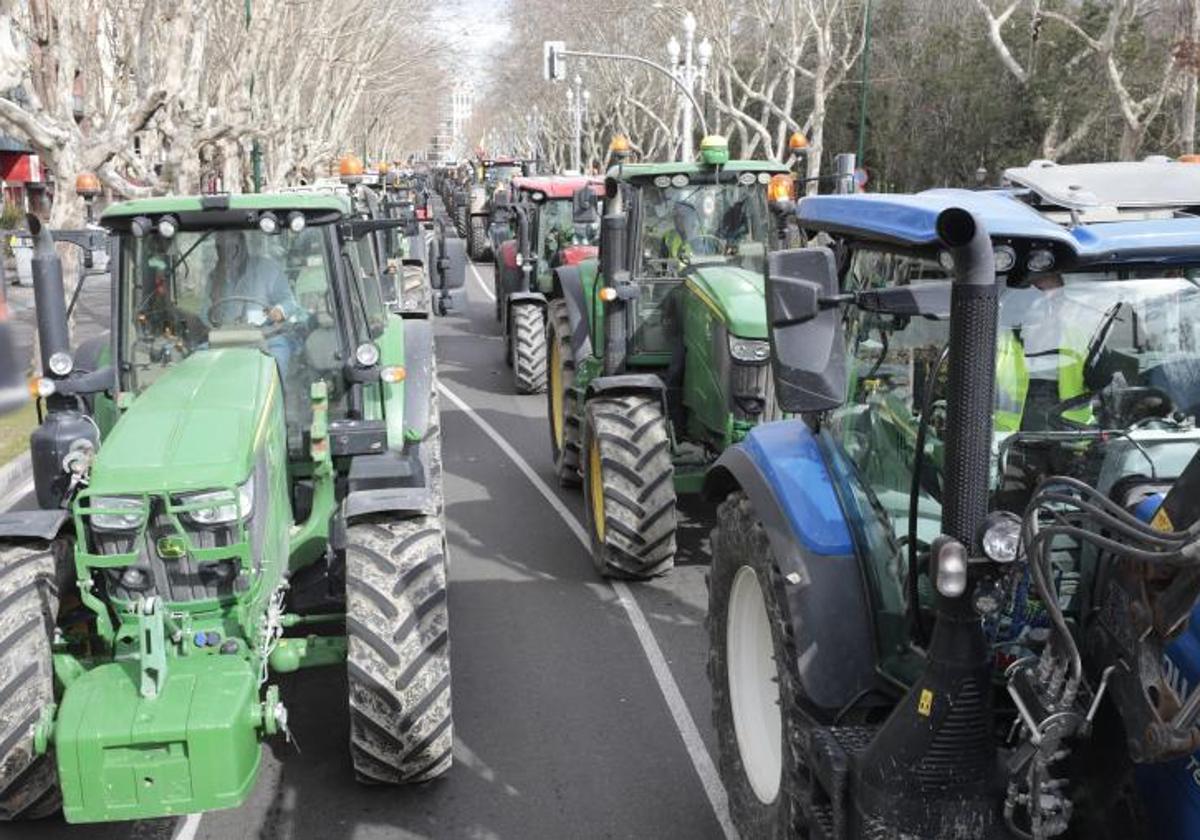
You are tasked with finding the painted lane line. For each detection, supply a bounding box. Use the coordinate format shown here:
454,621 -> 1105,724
170,812 -> 202,840
437,383 -> 736,840
468,262 -> 496,301
0,478 -> 32,513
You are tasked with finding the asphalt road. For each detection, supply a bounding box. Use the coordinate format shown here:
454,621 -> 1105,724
2,261 -> 732,840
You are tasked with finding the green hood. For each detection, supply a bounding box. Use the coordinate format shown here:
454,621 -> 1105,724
89,349 -> 278,495
685,263 -> 768,339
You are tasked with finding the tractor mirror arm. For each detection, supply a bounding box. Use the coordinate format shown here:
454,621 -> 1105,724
54,365 -> 115,397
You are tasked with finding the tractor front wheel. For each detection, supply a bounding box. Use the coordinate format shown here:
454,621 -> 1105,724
709,491 -> 811,838
346,515 -> 453,784
546,299 -> 581,487
468,216 -> 488,262
510,303 -> 547,394
0,540 -> 62,820
581,394 -> 676,579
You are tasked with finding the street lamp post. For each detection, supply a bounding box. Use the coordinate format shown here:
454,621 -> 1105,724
566,75 -> 588,173
667,13 -> 711,162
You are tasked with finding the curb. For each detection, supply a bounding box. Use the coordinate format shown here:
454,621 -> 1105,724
0,452 -> 32,511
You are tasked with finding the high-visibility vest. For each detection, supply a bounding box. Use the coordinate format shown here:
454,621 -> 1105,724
663,229 -> 688,261
993,329 -> 1091,432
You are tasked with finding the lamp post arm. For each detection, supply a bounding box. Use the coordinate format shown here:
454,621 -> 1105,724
558,49 -> 710,137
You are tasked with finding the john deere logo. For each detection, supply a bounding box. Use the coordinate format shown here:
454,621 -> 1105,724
156,536 -> 187,560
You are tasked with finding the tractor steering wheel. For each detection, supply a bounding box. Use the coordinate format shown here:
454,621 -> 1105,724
686,234 -> 725,257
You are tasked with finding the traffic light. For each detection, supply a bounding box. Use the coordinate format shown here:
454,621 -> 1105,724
543,41 -> 566,82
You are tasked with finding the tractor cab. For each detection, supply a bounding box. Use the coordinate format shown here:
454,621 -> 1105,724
102,194 -> 399,456
706,158 -> 1200,840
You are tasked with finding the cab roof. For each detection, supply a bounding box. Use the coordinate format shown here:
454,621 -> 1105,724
511,175 -> 604,200
102,192 -> 349,221
610,159 -> 789,180
796,160 -> 1200,265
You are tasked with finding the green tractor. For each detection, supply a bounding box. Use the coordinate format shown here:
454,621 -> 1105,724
546,137 -> 788,578
0,192 -> 465,823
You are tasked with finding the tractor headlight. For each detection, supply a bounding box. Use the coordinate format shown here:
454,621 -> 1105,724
728,337 -> 771,363
48,351 -> 74,376
403,272 -> 424,292
979,511 -> 1022,564
931,536 -> 968,598
182,479 -> 254,526
90,496 -> 145,531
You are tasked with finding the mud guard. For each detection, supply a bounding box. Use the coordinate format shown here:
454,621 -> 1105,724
0,509 -> 69,540
586,374 -> 669,427
704,420 -> 877,711
553,265 -> 592,364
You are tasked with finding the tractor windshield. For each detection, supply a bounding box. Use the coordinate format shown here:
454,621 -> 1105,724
119,225 -> 342,424
833,251 -> 1200,549
539,198 -> 599,255
637,175 -> 770,275
484,164 -> 520,184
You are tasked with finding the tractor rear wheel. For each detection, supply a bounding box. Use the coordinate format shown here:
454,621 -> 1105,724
468,216 -> 488,262
346,512 -> 452,783
581,394 -> 676,579
709,491 -> 811,838
546,299 -> 581,487
0,540 -> 62,820
510,303 -> 547,395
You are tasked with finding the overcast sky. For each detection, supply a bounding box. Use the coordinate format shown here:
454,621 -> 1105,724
430,0 -> 510,79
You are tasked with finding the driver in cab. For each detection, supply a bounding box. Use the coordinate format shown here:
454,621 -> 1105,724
661,202 -> 699,263
206,230 -> 302,376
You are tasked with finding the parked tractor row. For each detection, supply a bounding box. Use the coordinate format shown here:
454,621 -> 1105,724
9,130 -> 1200,840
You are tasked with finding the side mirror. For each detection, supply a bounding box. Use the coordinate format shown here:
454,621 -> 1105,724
573,187 -> 599,225
766,247 -> 847,413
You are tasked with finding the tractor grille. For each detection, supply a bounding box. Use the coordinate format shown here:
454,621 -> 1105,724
91,500 -> 255,605
730,360 -> 771,420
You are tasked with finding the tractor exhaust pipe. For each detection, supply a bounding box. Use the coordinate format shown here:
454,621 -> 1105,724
600,209 -> 628,375
852,208 -> 999,838
28,214 -> 70,378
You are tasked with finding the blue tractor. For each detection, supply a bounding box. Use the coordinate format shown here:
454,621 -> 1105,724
706,160 -> 1200,839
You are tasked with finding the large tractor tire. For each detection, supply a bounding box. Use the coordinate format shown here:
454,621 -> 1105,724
708,491 -> 811,838
468,216 -> 488,262
581,394 -> 676,579
546,300 -> 581,487
510,303 -> 547,395
346,514 -> 452,784
0,540 -> 62,820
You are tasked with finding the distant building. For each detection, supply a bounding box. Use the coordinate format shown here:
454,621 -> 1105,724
0,133 -> 48,216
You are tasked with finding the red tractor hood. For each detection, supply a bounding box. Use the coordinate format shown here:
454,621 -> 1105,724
559,244 -> 597,266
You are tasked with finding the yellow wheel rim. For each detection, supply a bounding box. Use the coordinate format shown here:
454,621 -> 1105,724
589,436 -> 605,542
550,338 -> 564,449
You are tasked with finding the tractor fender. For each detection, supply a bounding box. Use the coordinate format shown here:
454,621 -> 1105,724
341,450 -> 438,521
704,421 -> 877,711
586,374 -> 669,425
503,290 -> 546,335
553,265 -> 592,364
401,318 -> 435,440
0,510 -> 69,541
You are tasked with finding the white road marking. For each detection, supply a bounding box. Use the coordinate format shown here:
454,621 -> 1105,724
438,383 -> 737,840
468,262 -> 496,301
170,813 -> 202,840
0,478 -> 33,512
